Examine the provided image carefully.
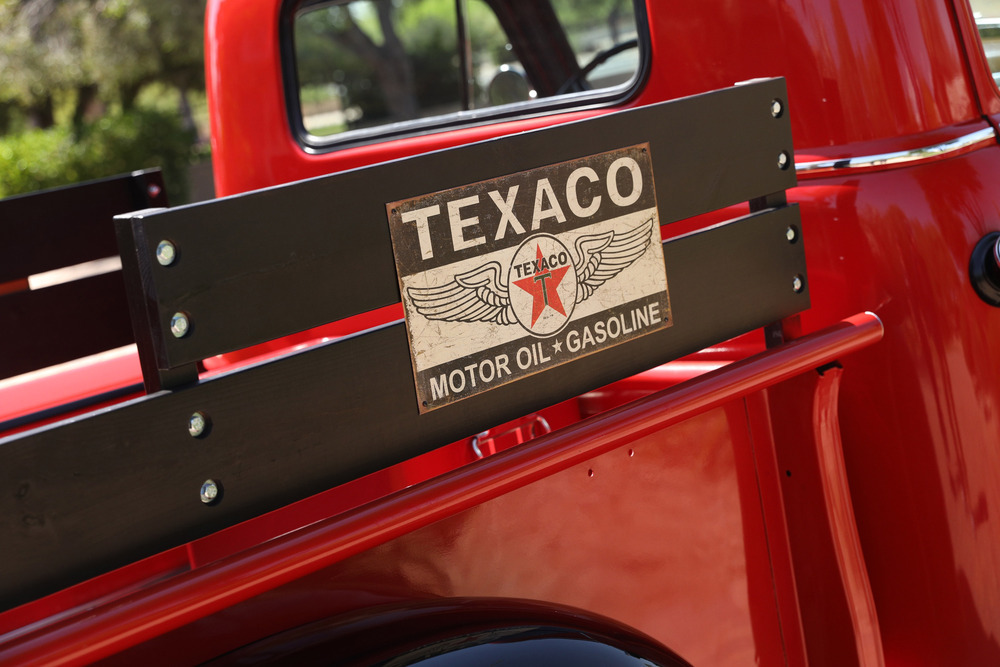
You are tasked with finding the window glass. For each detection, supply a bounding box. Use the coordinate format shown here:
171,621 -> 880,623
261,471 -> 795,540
971,0 -> 1000,86
292,0 -> 642,140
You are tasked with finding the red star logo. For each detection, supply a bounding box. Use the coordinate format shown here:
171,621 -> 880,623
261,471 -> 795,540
513,244 -> 570,327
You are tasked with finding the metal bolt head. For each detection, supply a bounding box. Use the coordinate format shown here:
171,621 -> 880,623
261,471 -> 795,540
771,98 -> 783,118
156,240 -> 176,266
777,151 -> 791,170
200,479 -> 220,504
170,312 -> 190,338
188,411 -> 208,438
786,226 -> 798,243
793,275 -> 804,293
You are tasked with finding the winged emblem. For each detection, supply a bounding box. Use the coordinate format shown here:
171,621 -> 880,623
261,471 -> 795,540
406,261 -> 517,325
405,217 -> 655,328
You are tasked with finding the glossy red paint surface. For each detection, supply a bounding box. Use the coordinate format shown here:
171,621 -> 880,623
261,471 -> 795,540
662,3 -> 1000,663
766,368 -> 885,667
201,0 -> 996,660
105,403 -> 784,666
207,0 -> 981,196
952,0 -> 1000,118
655,1 -> 978,150
7,0 -> 1000,663
0,314 -> 881,666
205,3 -> 1000,660
791,151 -> 1000,664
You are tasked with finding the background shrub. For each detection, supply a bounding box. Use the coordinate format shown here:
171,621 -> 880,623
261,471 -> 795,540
0,109 -> 195,201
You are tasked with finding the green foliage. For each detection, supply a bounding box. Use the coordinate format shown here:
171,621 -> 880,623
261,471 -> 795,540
0,0 -> 205,125
0,108 -> 195,200
0,1 -> 206,202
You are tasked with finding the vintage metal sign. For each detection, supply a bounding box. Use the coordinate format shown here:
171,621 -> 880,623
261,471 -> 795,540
387,144 -> 672,412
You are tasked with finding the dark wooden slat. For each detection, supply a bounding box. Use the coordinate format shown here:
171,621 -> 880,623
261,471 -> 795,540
0,170 -> 165,378
115,209 -> 198,393
118,79 -> 795,371
0,204 -> 806,610
0,170 -> 166,283
0,271 -> 134,380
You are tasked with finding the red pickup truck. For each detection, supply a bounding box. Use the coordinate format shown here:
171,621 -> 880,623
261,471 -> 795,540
2,0 -> 1000,665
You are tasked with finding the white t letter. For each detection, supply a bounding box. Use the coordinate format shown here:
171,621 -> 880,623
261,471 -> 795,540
400,204 -> 439,260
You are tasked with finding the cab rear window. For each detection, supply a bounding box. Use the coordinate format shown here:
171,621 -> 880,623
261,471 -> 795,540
285,0 -> 646,147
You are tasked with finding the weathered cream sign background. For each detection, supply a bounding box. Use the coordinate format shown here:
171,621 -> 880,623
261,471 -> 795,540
387,144 -> 672,411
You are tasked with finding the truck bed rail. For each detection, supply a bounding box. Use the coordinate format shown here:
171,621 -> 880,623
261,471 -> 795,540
0,312 -> 882,666
2,78 -> 807,611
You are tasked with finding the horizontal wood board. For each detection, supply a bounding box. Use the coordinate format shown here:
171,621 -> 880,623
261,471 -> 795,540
0,271 -> 134,380
1,203 -> 807,609
117,79 -> 795,370
0,170 -> 166,283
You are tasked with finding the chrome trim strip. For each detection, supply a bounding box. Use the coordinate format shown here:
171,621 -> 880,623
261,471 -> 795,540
795,127 -> 997,173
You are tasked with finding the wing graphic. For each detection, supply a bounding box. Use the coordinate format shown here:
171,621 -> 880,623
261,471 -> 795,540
406,261 -> 516,325
573,217 -> 655,303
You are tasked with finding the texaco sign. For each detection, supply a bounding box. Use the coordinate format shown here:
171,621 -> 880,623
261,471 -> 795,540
387,144 -> 672,412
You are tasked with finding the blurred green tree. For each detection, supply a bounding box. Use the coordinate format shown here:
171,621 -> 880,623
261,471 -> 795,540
0,0 -> 206,199
0,0 -> 205,132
